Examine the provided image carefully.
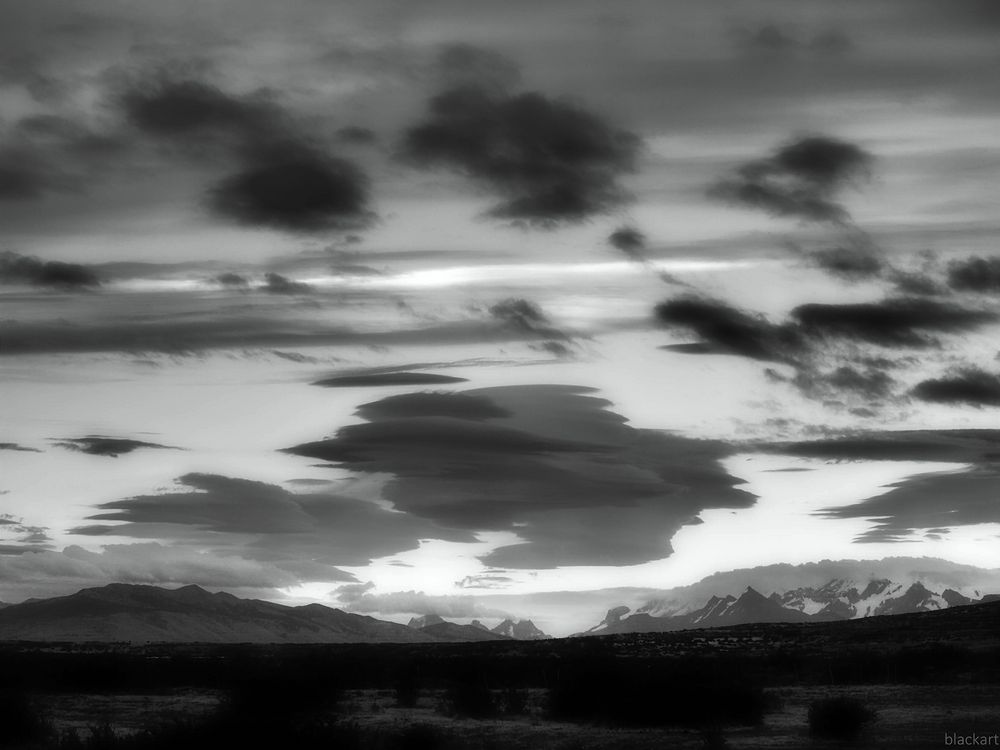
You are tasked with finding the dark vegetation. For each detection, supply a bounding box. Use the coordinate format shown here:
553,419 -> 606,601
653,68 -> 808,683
1,602 -> 998,747
808,696 -> 877,740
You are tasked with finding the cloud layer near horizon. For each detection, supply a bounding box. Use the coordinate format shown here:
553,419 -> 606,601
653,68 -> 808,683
288,384 -> 755,568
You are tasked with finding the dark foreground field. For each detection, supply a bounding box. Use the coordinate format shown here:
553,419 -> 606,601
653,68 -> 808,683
3,602 -> 1000,749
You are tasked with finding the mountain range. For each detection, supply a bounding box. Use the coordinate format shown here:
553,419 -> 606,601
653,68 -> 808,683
0,584 -> 552,644
406,613 -> 550,641
581,578 -> 999,636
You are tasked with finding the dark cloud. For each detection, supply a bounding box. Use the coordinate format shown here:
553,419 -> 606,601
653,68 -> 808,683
808,242 -> 884,280
0,314 -> 545,356
214,272 -> 250,289
0,115 -> 129,202
0,443 -> 41,453
75,473 -> 465,568
891,270 -> 945,297
0,251 -> 100,289
432,44 -> 522,93
335,126 -> 377,145
120,78 -> 279,142
52,436 -> 176,457
795,366 -> 895,401
911,368 -> 1000,407
488,297 -> 565,338
708,135 -> 873,223
207,145 -> 375,233
399,86 -> 640,226
764,429 -> 1000,463
0,54 -> 66,102
655,296 -> 802,362
947,256 -> 1000,293
733,24 -> 799,56
607,226 -> 646,259
259,272 -> 311,294
313,372 -> 468,388
286,385 -> 754,568
732,24 -> 854,59
789,298 -> 996,347
354,392 -> 511,422
820,467 -> 1000,543
116,73 -> 378,235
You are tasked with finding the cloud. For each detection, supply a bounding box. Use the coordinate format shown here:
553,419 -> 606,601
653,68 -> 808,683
708,135 -> 873,223
120,77 -> 279,143
52,436 -> 176,457
214,272 -> 250,289
74,473 -> 467,568
911,368 -> 1000,407
207,144 -> 375,233
259,272 -> 311,294
488,297 -> 565,337
0,313 -> 546,355
947,256 -> 1000,293
0,442 -> 40,453
0,251 -> 99,288
607,226 -> 646,259
789,298 -> 996,347
312,372 -> 468,388
333,583 -> 512,619
655,296 -> 802,362
0,543 -> 304,600
0,115 -> 129,202
732,24 -> 854,59
764,429 -> 1000,464
116,72 -> 378,234
794,366 -> 895,401
821,467 -> 1000,543
287,384 -> 754,569
399,85 -> 640,226
432,43 -> 522,92
354,392 -> 511,422
807,242 -> 884,281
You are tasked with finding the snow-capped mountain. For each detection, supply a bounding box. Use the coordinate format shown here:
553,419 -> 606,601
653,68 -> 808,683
406,614 -> 550,640
582,579 -> 993,636
407,614 -> 446,629
770,578 -> 973,619
491,618 -> 549,640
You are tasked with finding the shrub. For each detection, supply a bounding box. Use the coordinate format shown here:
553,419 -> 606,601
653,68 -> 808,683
443,674 -> 495,719
808,695 -> 876,740
0,688 -> 52,745
547,667 -> 767,728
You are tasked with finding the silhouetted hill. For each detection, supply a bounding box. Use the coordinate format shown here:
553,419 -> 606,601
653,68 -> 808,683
0,584 -> 439,643
419,621 -> 511,642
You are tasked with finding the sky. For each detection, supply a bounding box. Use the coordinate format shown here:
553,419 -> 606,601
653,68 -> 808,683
2,0 -> 1000,635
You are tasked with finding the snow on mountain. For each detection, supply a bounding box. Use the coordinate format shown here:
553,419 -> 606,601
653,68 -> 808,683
407,614 -> 446,629
582,576 -> 999,636
491,618 -> 550,640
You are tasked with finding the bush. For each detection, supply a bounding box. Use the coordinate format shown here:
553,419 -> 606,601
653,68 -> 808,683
395,672 -> 421,708
547,666 -> 767,728
808,695 -> 876,740
0,688 -> 52,745
443,674 -> 495,719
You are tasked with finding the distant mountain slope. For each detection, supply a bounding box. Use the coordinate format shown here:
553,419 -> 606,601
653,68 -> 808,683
491,618 -> 549,640
419,622 -> 511,642
0,584 -> 439,644
582,579 -> 998,636
406,614 -> 550,641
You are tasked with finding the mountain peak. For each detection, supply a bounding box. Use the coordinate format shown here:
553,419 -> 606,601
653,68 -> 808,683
407,614 -> 446,629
